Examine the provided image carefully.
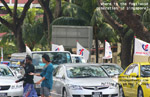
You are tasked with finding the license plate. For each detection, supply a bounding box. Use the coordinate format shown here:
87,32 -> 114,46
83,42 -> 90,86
92,92 -> 103,97
0,93 -> 7,97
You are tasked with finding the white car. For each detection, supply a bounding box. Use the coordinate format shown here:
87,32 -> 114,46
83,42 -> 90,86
51,63 -> 119,97
0,64 -> 23,97
71,54 -> 86,63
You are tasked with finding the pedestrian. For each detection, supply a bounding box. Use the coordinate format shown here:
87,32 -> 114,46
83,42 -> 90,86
16,55 -> 38,97
29,54 -> 53,97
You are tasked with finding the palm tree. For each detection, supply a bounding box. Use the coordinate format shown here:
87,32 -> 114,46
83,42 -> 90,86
50,1 -> 117,63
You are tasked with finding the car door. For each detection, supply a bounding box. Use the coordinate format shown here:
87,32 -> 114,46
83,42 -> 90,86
122,64 -> 135,96
129,64 -> 139,96
52,66 -> 60,96
53,66 -> 66,96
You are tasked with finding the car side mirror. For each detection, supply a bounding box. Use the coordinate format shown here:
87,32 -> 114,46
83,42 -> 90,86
56,75 -> 65,79
56,75 -> 63,79
129,73 -> 138,77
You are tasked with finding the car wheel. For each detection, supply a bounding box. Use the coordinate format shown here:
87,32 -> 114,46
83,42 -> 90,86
119,86 -> 125,97
138,88 -> 144,97
62,89 -> 67,97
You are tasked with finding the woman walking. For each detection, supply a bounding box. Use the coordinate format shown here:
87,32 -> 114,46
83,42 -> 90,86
30,54 -> 53,97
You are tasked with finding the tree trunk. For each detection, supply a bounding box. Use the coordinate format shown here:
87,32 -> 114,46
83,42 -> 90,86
120,36 -> 133,69
55,0 -> 62,18
38,0 -> 53,50
14,28 -> 25,52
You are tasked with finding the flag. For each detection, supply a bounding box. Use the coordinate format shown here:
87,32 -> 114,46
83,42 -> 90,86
134,38 -> 150,56
77,42 -> 89,62
26,45 -> 32,56
52,44 -> 64,51
103,40 -> 112,59
1,47 -> 3,62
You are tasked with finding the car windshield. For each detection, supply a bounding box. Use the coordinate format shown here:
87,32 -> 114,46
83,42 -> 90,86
32,52 -> 72,70
66,65 -> 108,78
141,65 -> 150,77
0,66 -> 14,77
72,56 -> 86,63
101,65 -> 123,76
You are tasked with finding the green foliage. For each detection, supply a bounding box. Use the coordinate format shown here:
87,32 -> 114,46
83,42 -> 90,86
143,9 -> 150,23
91,8 -> 104,26
23,19 -> 44,49
25,8 -> 43,24
143,9 -> 150,32
52,17 -> 87,26
62,1 -> 91,24
0,24 -> 10,33
50,0 -> 57,14
98,23 -> 117,43
0,43 -> 17,59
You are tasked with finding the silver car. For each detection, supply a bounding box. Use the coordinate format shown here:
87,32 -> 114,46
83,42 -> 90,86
100,63 -> 124,82
51,63 -> 119,97
0,64 -> 23,97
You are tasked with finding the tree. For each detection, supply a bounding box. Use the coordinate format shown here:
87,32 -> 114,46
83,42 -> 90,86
0,0 -> 34,52
22,8 -> 44,50
98,0 -> 149,68
38,0 -> 53,50
91,8 -> 117,63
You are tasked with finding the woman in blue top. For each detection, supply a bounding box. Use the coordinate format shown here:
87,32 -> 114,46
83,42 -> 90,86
30,54 -> 53,97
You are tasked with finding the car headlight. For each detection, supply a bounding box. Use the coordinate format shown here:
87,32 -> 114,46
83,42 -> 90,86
67,84 -> 82,90
11,84 -> 23,89
146,83 -> 150,88
109,83 -> 118,89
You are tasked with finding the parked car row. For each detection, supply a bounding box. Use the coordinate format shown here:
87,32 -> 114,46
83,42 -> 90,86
3,52 -> 149,97
0,62 -> 123,97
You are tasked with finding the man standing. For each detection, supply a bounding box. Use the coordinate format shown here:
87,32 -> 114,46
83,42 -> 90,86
16,55 -> 37,97
30,54 -> 53,97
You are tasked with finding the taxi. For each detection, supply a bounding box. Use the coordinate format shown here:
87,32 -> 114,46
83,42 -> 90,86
119,62 -> 150,97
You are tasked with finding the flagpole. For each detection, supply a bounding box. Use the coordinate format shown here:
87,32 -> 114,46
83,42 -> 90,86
132,36 -> 136,62
1,47 -> 3,62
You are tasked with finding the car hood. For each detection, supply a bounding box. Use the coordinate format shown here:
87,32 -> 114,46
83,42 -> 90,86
0,76 -> 18,85
67,78 -> 116,86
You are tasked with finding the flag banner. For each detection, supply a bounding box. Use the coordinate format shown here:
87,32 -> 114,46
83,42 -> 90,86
26,45 -> 32,56
103,40 -> 112,59
134,38 -> 150,56
52,44 -> 64,51
23,84 -> 38,97
76,42 -> 89,62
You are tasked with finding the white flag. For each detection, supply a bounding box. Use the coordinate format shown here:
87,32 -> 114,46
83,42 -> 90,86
77,42 -> 89,62
52,44 -> 64,51
103,40 -> 112,59
134,38 -> 150,56
26,45 -> 32,56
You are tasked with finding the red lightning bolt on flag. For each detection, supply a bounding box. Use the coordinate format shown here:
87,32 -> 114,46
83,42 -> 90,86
79,49 -> 84,55
145,44 -> 149,50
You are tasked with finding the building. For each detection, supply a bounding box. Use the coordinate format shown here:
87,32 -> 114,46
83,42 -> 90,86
0,0 -> 41,8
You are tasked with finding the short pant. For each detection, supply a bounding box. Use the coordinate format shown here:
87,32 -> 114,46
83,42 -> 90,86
40,87 -> 51,97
